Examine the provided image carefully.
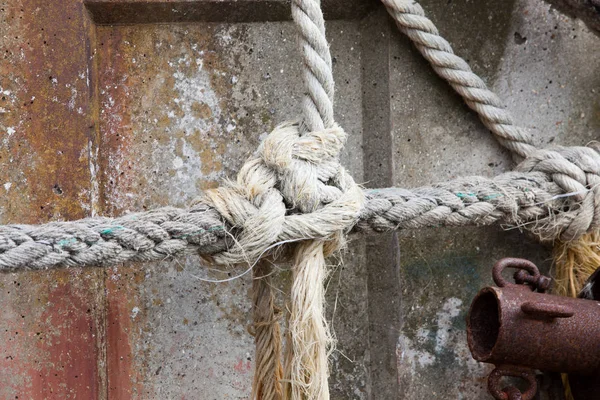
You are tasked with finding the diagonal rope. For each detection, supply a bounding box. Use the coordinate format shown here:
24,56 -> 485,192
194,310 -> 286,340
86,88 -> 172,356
382,0 -> 538,159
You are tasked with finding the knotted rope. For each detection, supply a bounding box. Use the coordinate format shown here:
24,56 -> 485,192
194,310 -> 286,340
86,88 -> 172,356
1,0 -> 599,398
2,161 -> 598,270
204,119 -> 363,399
207,0 -> 364,396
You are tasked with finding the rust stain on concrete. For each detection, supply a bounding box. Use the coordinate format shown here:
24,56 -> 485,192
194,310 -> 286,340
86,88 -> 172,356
106,265 -> 147,399
95,23 -> 266,213
27,271 -> 103,399
0,269 -> 106,399
1,0 -> 95,223
93,21 -> 276,396
0,1 -> 105,399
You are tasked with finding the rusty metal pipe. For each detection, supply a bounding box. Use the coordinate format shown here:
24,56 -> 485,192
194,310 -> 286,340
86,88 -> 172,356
467,261 -> 600,375
467,258 -> 600,400
468,284 -> 600,374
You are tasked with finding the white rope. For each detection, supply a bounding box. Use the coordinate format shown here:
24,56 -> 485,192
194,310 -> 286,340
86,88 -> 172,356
382,0 -> 538,158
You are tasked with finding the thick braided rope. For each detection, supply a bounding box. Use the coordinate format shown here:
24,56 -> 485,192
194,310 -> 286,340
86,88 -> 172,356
2,145 -> 599,272
283,1 -> 352,398
0,204 -> 228,271
359,147 -> 600,240
202,122 -> 363,266
382,0 -> 538,158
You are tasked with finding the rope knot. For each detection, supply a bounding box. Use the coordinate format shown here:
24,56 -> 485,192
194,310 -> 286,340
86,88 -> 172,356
203,122 -> 364,265
517,144 -> 600,240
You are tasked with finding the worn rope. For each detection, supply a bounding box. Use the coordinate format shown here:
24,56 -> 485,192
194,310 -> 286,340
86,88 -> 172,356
2,155 -> 599,272
382,0 -> 538,159
251,261 -> 284,400
283,240 -> 335,400
282,0 -> 352,398
0,204 -> 228,270
1,0 -> 599,399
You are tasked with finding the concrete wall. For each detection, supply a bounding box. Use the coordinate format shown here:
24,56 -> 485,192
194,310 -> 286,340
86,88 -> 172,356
0,0 -> 598,398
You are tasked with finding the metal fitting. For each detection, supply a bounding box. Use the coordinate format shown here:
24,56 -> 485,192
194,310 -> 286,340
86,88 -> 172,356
467,258 -> 600,400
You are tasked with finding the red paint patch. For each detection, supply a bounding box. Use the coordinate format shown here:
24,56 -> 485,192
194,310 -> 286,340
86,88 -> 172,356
8,271 -> 104,400
234,358 -> 252,374
31,280 -> 100,398
106,266 -> 146,399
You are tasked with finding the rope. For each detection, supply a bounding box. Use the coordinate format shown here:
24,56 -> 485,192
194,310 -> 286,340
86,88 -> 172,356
284,241 -> 334,400
251,261 -> 284,400
0,204 -> 228,270
1,0 -> 599,399
382,0 -> 538,159
282,0 -> 352,398
362,145 -> 600,241
2,155 -> 599,272
292,0 -> 335,133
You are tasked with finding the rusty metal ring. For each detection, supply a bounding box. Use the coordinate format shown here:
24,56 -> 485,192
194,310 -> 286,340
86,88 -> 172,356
492,258 -> 540,288
488,365 -> 537,400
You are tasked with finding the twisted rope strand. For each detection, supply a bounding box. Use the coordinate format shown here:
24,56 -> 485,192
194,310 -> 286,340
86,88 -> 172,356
381,0 -> 538,159
0,204 -> 228,271
292,0 -> 335,133
252,261 -> 284,400
284,241 -> 333,400
3,154 -> 598,269
286,0 -> 343,398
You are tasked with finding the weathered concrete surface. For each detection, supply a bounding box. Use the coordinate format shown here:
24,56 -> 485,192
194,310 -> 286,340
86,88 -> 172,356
86,0 -> 378,24
544,0 -> 600,35
95,20 -> 367,399
0,1 -> 106,399
381,0 -> 599,398
1,0 -> 599,398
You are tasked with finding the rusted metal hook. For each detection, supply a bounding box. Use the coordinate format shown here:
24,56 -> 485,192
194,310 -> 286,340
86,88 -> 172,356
492,258 -> 551,292
488,365 -> 537,400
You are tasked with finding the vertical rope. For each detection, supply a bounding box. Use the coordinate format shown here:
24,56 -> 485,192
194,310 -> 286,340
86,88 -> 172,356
292,0 -> 335,134
284,241 -> 334,400
252,261 -> 284,400
553,231 -> 600,298
284,0 -> 337,398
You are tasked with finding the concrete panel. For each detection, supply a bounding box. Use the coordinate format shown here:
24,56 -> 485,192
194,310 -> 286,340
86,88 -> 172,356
86,0 -> 378,24
382,0 -> 599,398
0,1 -> 106,399
95,19 -> 367,398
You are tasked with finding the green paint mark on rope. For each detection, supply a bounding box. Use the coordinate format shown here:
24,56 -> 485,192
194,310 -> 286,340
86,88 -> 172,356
57,238 -> 78,247
100,226 -> 124,235
483,193 -> 502,201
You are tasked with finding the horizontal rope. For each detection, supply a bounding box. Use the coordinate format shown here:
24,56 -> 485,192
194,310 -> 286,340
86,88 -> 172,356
1,162 -> 594,272
0,203 -> 228,271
